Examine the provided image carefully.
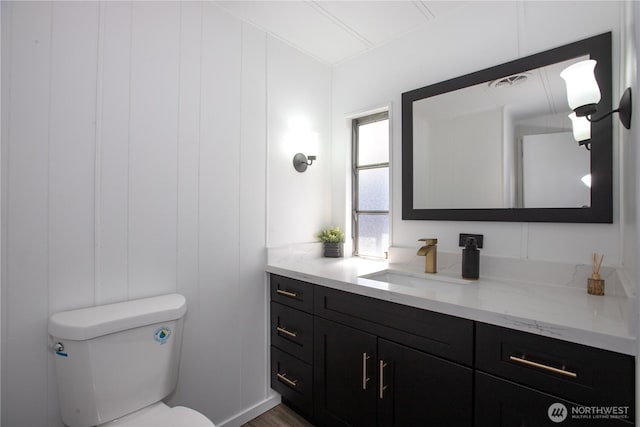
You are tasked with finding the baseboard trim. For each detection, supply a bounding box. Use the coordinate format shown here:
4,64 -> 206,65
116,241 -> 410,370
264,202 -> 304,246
216,394 -> 281,427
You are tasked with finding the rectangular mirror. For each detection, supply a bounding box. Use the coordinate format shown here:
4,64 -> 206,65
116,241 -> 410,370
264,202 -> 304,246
402,32 -> 612,223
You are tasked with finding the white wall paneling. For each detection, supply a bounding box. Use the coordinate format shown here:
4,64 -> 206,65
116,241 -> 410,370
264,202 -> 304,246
48,0 -> 99,325
47,5 -> 101,424
621,2 -> 638,287
1,1 -> 330,425
4,3 -> 53,426
238,23 -> 269,411
266,37 -> 332,247
193,2 -> 243,419
631,2 -> 640,407
0,1 -> 5,418
171,0 -> 205,419
97,2 -> 132,305
128,2 -> 180,300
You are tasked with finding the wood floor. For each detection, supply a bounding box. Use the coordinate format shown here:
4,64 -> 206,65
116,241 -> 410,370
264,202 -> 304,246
241,404 -> 314,427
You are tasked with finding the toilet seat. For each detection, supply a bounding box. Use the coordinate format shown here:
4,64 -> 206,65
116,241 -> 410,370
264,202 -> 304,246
101,402 -> 215,427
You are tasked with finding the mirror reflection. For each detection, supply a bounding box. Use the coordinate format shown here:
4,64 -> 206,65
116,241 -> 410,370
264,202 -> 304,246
402,32 -> 612,223
412,56 -> 590,210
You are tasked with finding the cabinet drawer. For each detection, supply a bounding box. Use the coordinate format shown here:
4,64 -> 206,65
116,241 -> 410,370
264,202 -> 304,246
476,323 -> 635,416
314,285 -> 473,365
270,274 -> 314,313
271,346 -> 313,419
476,372 -> 633,426
271,301 -> 313,363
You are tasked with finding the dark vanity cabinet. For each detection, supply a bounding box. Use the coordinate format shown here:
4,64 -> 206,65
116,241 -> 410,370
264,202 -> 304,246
269,274 -> 635,426
313,318 -> 377,426
269,274 -> 474,426
313,285 -> 474,427
269,275 -> 315,419
475,323 -> 635,426
314,318 -> 474,427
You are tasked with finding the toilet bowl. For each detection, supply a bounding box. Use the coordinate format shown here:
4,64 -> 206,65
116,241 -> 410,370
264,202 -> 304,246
48,294 -> 214,427
101,402 -> 214,427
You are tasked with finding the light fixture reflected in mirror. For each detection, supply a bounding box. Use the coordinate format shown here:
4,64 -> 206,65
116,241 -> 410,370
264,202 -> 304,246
561,59 -> 632,150
568,112 -> 592,150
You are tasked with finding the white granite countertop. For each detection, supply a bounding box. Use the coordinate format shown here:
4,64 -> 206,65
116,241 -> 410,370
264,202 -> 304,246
266,245 -> 636,356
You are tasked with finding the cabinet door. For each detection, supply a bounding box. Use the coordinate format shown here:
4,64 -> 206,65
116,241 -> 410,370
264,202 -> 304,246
476,323 -> 635,415
271,301 -> 314,363
476,372 -> 633,426
378,338 -> 473,427
314,317 -> 377,427
271,346 -> 313,420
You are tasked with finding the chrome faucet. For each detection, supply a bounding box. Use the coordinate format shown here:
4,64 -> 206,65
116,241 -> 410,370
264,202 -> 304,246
417,238 -> 438,273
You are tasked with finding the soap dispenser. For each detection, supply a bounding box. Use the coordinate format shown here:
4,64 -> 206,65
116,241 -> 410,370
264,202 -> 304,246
462,237 -> 480,279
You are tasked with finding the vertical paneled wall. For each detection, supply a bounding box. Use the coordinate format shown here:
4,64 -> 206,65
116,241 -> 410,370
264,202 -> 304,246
0,1 -> 5,418
4,3 -> 53,424
1,2 -> 331,426
127,2 -> 181,300
266,36 -> 332,247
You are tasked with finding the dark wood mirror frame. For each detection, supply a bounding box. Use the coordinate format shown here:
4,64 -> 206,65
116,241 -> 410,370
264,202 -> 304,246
402,32 -> 612,223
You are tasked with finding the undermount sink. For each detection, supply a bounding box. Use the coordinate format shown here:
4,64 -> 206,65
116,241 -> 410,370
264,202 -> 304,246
361,269 -> 474,287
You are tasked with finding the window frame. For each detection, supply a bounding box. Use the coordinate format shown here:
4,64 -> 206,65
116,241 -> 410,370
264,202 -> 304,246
351,111 -> 390,258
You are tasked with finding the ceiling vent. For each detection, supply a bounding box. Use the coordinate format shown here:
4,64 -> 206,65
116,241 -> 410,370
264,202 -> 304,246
489,73 -> 529,89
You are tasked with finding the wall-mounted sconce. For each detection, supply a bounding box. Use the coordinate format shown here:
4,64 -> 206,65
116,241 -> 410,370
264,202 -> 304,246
561,59 -> 632,150
286,117 -> 319,173
293,153 -> 316,172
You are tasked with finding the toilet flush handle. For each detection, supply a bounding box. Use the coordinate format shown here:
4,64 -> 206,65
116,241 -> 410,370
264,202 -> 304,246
53,342 -> 68,357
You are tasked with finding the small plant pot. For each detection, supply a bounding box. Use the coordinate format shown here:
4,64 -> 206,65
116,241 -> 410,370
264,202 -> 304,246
323,242 -> 344,258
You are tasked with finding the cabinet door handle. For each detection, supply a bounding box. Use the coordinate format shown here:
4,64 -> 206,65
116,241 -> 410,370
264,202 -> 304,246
379,360 -> 388,399
362,352 -> 371,390
509,355 -> 577,378
276,372 -> 298,388
276,326 -> 298,338
276,288 -> 298,298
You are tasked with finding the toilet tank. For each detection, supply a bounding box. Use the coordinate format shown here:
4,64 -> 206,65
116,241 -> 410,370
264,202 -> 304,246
48,294 -> 187,427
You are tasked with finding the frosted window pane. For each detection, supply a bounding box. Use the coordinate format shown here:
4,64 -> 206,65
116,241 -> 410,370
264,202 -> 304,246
358,168 -> 389,211
358,120 -> 389,166
357,214 -> 389,258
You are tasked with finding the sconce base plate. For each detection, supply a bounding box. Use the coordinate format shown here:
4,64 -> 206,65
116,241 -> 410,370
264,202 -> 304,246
619,87 -> 632,130
293,153 -> 309,173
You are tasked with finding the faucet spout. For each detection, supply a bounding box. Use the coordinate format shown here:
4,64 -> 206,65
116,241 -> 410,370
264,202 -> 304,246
417,238 -> 438,273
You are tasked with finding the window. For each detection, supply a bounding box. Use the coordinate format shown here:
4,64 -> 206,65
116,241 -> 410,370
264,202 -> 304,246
352,112 -> 389,258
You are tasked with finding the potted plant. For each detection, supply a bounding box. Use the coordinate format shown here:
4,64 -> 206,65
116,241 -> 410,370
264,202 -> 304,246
317,226 -> 345,258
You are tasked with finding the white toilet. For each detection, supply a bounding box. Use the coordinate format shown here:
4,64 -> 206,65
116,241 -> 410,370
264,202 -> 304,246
48,294 -> 215,427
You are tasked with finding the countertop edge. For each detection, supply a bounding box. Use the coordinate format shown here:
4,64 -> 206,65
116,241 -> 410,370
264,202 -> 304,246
266,264 -> 637,356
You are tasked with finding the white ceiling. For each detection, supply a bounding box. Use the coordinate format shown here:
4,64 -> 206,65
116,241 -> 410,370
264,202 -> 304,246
214,1 -> 469,65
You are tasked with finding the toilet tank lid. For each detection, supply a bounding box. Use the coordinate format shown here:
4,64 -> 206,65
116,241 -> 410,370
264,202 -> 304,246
48,294 -> 187,341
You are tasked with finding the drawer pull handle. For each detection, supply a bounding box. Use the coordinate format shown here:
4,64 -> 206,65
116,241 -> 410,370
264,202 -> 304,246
276,288 -> 298,298
362,352 -> 371,390
509,355 -> 577,378
276,326 -> 298,338
276,372 -> 298,388
379,360 -> 388,399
